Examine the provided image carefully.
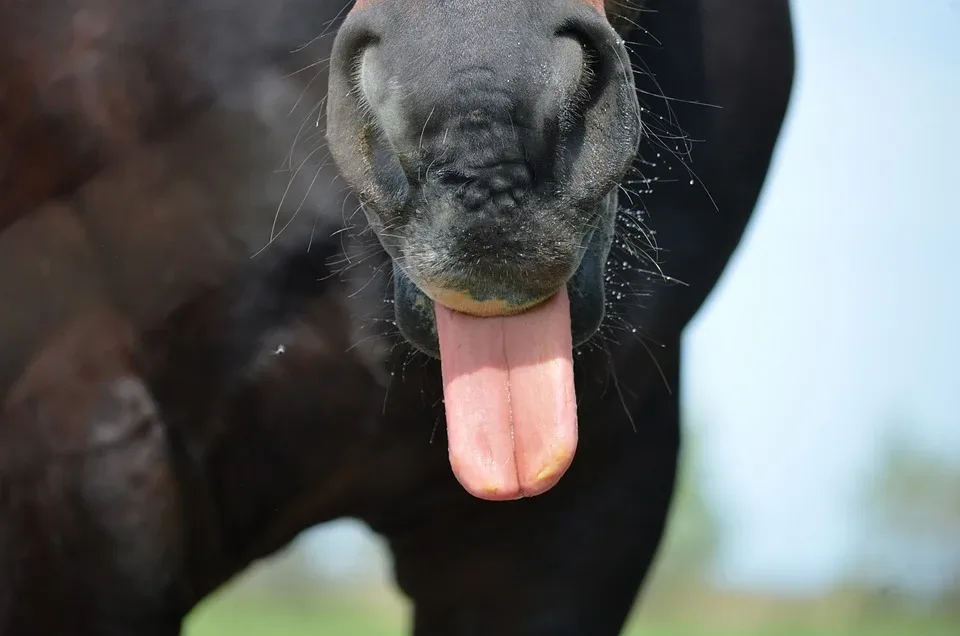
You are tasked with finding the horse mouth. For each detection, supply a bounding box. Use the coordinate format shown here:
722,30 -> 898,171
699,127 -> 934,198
386,205 -> 613,501
391,214 -> 611,360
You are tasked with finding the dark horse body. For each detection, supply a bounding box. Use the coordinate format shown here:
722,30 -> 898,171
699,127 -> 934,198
0,1 -> 794,634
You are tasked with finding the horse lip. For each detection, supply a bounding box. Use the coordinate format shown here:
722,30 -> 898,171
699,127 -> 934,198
391,234 -> 604,360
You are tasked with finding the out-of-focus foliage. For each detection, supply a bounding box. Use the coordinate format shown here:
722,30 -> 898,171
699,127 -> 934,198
854,416 -> 960,604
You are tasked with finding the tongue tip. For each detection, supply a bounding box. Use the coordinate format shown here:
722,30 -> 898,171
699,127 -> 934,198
460,483 -> 525,502
518,442 -> 577,496
448,469 -> 519,501
451,439 -> 577,502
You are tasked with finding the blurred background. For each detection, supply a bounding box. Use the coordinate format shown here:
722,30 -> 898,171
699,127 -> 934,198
185,0 -> 960,634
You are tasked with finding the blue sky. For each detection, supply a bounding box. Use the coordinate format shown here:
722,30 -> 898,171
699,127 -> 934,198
684,0 -> 960,593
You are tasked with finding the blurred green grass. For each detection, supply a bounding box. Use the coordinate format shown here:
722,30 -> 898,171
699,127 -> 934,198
186,600 -> 400,636
185,593 -> 959,636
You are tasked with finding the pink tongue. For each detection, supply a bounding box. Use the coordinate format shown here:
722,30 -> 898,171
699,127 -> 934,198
434,288 -> 578,500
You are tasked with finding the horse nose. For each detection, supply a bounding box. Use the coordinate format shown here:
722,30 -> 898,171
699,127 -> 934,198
327,0 -> 641,209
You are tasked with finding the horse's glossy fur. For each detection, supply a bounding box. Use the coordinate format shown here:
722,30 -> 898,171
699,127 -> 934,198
0,1 -> 794,634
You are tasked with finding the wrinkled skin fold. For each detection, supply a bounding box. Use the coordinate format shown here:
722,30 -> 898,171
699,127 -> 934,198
0,0 -> 795,634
